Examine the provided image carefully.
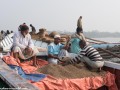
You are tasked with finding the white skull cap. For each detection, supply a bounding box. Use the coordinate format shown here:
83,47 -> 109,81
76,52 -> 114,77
54,35 -> 61,38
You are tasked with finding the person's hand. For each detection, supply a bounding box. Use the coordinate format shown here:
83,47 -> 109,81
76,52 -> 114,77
67,35 -> 71,41
27,47 -> 32,52
24,47 -> 33,55
61,61 -> 70,66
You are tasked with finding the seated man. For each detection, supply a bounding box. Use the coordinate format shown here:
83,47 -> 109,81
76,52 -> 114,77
12,24 -> 46,66
48,35 -> 76,64
62,40 -> 104,71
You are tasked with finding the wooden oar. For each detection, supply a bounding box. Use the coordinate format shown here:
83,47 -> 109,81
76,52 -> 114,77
98,48 -> 120,59
87,41 -> 105,44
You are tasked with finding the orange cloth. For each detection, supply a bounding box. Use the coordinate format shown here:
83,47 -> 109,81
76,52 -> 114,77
3,56 -> 19,66
32,72 -> 118,90
3,56 -> 48,74
3,56 -> 118,90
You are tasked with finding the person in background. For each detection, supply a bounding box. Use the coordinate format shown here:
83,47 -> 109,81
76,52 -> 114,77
12,24 -> 46,66
0,31 -> 3,41
77,16 -> 83,32
23,23 -> 26,25
18,23 -> 26,31
62,40 -> 104,72
69,27 -> 86,54
30,24 -> 36,34
11,31 -> 13,33
6,30 -> 10,35
48,35 -> 76,64
0,30 -> 5,40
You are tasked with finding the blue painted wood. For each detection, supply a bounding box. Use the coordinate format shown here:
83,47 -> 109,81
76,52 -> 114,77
0,58 -> 39,90
34,41 -> 42,47
32,40 -> 36,44
36,41 -> 48,56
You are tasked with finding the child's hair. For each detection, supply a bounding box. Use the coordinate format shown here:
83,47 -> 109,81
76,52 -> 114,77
79,40 -> 86,46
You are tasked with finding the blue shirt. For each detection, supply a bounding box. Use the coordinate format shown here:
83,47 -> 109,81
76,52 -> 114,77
48,43 -> 64,55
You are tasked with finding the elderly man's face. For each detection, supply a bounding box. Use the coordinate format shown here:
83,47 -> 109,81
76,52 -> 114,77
54,37 -> 61,44
21,29 -> 29,36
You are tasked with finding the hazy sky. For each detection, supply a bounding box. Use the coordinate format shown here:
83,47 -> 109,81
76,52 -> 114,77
0,0 -> 120,32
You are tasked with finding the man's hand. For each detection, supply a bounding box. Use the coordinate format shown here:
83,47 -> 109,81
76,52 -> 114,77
27,47 -> 32,52
25,47 -> 33,55
60,60 -> 70,66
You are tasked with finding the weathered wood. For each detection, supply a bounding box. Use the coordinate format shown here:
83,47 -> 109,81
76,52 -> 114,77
102,56 -> 115,59
0,58 -> 39,90
98,48 -> 120,59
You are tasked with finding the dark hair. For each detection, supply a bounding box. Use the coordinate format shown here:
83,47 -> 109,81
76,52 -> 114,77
79,40 -> 86,46
19,24 -> 29,31
7,30 -> 10,34
76,27 -> 83,33
30,24 -> 32,26
11,31 -> 13,33
1,30 -> 3,33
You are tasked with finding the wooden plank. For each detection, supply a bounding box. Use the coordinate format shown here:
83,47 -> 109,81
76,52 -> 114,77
6,36 -> 12,44
104,61 -> 120,70
4,38 -> 9,46
7,35 -> 13,43
1,40 -> 6,47
0,58 -> 39,90
0,42 -> 4,47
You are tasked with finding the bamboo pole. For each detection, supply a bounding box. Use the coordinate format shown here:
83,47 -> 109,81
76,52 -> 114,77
86,37 -> 109,44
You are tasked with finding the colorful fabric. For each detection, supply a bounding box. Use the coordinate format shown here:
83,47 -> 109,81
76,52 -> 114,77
9,65 -> 46,82
3,56 -> 118,90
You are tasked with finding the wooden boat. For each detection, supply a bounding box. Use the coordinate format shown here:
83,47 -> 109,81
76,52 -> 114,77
0,33 -> 120,90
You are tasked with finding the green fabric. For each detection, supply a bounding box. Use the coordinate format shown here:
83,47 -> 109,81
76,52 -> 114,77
70,38 -> 81,54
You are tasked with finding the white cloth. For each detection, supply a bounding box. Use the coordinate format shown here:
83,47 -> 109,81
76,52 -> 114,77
48,49 -> 77,64
13,31 -> 34,49
13,31 -> 47,59
81,56 -> 104,68
77,17 -> 82,29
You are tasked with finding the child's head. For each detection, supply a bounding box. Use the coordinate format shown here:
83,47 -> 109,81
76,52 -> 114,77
79,40 -> 86,49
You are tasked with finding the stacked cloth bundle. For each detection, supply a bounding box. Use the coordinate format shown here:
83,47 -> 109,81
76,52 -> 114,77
3,56 -> 118,90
